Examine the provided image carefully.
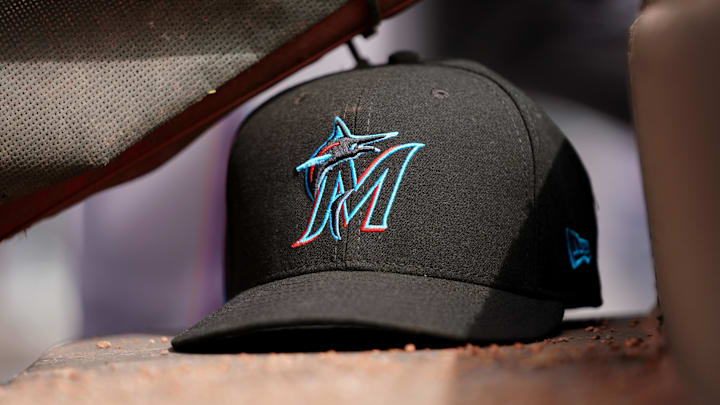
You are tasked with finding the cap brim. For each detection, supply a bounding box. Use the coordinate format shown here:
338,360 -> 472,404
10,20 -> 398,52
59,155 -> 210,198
172,271 -> 564,352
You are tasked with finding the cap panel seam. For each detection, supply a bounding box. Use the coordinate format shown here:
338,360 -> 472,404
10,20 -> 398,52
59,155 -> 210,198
345,79 -> 370,267
426,62 -> 537,197
233,270 -> 566,308
239,260 -> 586,303
426,61 -> 538,282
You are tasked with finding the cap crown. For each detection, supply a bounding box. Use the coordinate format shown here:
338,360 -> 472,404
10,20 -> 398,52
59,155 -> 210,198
227,60 -> 601,308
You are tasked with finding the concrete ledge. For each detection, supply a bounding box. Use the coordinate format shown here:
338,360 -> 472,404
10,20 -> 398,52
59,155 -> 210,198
1,316 -> 695,405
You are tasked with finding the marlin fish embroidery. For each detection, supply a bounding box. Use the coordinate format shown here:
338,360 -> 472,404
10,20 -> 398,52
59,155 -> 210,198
292,117 -> 424,247
296,126 -> 391,198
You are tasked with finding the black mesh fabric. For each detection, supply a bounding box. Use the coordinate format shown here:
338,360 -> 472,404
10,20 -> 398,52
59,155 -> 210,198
0,0 -> 346,202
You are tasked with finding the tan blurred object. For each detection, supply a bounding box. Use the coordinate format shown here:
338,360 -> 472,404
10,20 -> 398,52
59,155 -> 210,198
629,0 -> 720,403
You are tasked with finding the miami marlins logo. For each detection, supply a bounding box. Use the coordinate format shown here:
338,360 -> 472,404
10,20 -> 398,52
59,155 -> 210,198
292,117 -> 424,247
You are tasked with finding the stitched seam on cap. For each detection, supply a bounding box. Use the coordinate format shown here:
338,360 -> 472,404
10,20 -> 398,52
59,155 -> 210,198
344,79 -> 369,268
427,63 -> 537,194
429,61 -> 541,292
243,261 -> 578,302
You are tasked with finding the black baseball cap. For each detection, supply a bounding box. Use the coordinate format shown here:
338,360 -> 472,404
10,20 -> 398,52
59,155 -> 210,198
172,57 -> 601,352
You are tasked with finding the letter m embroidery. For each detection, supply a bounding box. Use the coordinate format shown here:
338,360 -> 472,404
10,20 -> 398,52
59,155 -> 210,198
292,117 -> 424,247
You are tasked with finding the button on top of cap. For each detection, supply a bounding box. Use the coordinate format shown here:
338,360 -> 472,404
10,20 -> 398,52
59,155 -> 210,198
388,50 -> 421,65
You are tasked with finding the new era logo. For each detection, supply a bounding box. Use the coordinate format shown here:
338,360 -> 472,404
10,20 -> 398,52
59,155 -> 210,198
566,228 -> 591,269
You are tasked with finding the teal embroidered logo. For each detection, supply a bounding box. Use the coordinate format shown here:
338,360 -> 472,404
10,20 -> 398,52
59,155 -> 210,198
292,117 -> 424,247
566,228 -> 591,269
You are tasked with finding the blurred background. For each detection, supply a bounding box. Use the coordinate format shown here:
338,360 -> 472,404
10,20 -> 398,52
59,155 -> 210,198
0,0 -> 651,382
